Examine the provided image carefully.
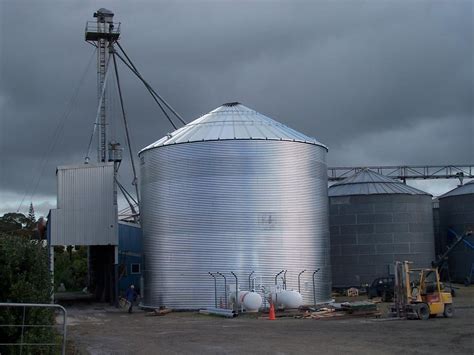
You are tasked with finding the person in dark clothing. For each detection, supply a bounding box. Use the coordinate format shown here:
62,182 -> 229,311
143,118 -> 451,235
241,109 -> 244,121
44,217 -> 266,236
126,284 -> 138,313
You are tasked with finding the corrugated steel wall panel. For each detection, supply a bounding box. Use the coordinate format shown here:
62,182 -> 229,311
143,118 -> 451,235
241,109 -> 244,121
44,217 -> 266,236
139,140 -> 331,309
51,163 -> 117,246
329,194 -> 435,286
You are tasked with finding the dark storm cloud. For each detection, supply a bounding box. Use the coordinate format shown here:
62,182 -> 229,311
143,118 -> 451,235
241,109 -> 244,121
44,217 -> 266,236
0,0 -> 472,215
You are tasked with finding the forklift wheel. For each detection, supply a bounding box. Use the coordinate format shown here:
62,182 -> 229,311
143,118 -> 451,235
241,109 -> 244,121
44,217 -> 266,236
451,289 -> 456,297
417,303 -> 430,320
443,304 -> 454,318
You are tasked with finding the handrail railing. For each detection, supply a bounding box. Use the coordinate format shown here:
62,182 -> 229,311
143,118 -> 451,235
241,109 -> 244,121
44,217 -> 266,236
85,21 -> 121,34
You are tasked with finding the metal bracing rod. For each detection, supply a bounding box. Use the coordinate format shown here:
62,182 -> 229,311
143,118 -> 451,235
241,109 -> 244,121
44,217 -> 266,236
113,50 -> 179,129
115,178 -> 138,206
115,42 -> 187,126
113,50 -> 178,130
216,272 -> 228,309
230,272 -> 239,313
283,270 -> 287,290
85,55 -> 112,162
248,271 -> 255,291
208,272 -> 218,308
312,269 -> 320,307
116,180 -> 134,208
298,270 -> 306,294
115,178 -> 138,217
111,51 -> 141,205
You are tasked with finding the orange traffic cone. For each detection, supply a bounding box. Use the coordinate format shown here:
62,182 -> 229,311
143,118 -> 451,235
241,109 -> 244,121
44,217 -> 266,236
269,302 -> 276,320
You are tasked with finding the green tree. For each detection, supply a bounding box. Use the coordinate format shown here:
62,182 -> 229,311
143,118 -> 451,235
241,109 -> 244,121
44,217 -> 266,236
0,212 -> 35,239
28,202 -> 36,225
0,213 -> 28,233
0,233 -> 55,354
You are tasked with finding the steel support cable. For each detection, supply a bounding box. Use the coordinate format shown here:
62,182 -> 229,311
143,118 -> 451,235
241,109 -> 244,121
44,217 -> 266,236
115,42 -> 186,126
115,177 -> 138,207
114,42 -> 187,126
85,54 -> 112,162
111,52 -> 141,206
17,48 -> 97,212
115,178 -> 138,216
113,50 -> 178,130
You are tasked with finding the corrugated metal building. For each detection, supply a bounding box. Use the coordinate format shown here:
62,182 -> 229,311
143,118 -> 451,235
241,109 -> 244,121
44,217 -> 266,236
139,102 -> 332,309
329,169 -> 435,287
49,163 -> 117,246
48,163 -> 118,302
439,180 -> 474,283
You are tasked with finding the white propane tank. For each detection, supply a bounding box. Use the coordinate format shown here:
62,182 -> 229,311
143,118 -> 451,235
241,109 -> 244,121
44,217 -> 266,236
272,290 -> 303,309
230,291 -> 262,312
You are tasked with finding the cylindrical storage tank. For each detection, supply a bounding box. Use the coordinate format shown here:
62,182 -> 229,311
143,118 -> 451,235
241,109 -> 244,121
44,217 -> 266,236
439,181 -> 474,283
139,102 -> 331,309
328,169 -> 435,287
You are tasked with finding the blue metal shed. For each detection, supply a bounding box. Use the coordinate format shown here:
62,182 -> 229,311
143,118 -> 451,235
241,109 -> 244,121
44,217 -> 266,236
118,222 -> 143,295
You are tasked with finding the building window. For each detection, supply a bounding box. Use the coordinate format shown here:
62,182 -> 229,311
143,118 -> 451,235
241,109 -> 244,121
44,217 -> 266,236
131,263 -> 141,274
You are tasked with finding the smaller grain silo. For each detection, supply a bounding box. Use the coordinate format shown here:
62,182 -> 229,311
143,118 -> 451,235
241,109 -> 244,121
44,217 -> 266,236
328,169 -> 435,287
439,181 -> 474,283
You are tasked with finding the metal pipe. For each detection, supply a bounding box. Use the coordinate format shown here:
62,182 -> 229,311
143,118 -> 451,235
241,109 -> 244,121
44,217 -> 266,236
283,270 -> 288,290
230,272 -> 238,313
216,272 -> 228,308
199,308 -> 236,318
274,270 -> 285,285
111,51 -> 140,205
248,271 -> 255,291
298,270 -> 306,293
115,42 -> 187,126
208,272 -> 217,308
260,285 -> 267,310
274,270 -> 285,307
312,269 -> 320,307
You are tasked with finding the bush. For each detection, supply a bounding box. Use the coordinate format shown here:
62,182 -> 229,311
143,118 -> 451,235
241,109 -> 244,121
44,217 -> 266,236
54,246 -> 87,292
0,233 -> 55,354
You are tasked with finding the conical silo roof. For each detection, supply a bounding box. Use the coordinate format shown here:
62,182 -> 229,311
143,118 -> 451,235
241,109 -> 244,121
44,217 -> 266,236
139,102 -> 327,153
439,180 -> 474,198
328,169 -> 430,197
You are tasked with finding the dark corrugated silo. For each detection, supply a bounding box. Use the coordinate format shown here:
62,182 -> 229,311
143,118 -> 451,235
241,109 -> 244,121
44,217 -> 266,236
439,181 -> 474,283
329,169 -> 435,287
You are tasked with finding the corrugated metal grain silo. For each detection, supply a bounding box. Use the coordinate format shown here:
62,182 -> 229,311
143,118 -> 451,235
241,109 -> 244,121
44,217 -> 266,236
328,169 -> 435,287
138,102 -> 331,309
439,181 -> 474,283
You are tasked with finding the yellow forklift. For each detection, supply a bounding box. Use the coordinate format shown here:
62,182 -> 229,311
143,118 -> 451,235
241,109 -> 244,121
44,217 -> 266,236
390,231 -> 472,320
390,261 -> 453,320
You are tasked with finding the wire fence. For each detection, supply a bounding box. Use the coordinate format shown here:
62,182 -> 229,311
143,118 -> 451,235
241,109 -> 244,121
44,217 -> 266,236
0,303 -> 67,355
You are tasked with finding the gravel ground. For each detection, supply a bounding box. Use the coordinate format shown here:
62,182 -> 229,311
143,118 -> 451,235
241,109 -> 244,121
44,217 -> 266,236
66,286 -> 474,355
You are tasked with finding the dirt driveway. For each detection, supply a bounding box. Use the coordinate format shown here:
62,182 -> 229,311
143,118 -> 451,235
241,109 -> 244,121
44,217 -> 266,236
66,287 -> 474,355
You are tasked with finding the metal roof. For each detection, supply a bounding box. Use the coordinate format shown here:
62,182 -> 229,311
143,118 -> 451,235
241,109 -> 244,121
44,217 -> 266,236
328,169 -> 430,197
439,180 -> 474,198
139,102 -> 327,153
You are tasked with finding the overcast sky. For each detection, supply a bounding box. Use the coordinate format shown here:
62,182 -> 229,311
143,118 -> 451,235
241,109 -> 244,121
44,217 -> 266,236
0,0 -> 472,217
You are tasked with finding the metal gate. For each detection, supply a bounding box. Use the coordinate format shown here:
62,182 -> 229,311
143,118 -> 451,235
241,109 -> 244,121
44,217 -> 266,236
0,303 -> 67,354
